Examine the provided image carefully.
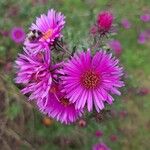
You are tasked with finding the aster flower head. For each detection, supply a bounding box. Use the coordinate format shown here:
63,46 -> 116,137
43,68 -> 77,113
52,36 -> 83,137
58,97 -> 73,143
140,13 -> 150,22
61,49 -> 124,112
108,40 -> 122,57
10,27 -> 25,43
109,134 -> 118,142
92,142 -> 111,150
15,48 -> 59,101
97,11 -> 113,33
95,130 -> 103,137
37,85 -> 83,124
0,30 -> 9,37
138,31 -> 147,44
24,9 -> 65,54
121,18 -> 131,29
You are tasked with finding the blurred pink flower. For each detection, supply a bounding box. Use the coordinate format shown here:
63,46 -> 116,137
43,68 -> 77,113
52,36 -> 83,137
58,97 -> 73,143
109,40 -> 122,56
95,130 -> 103,137
137,87 -> 149,96
119,110 -> 127,119
110,134 -> 118,142
0,30 -> 9,37
97,11 -> 113,33
138,31 -> 147,44
92,142 -> 111,150
10,27 -> 25,43
121,18 -> 131,29
138,30 -> 150,44
140,13 -> 150,22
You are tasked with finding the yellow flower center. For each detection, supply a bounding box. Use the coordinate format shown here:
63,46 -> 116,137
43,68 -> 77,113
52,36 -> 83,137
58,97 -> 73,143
80,70 -> 100,89
42,29 -> 53,40
60,97 -> 70,107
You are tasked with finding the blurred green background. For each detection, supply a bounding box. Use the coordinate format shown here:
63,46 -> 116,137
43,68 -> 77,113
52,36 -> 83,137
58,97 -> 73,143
0,0 -> 150,149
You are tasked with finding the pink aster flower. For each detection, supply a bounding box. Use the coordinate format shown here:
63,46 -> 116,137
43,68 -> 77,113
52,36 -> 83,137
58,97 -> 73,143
140,13 -> 150,22
97,11 -> 113,33
109,40 -> 122,57
121,18 -> 131,29
37,85 -> 83,124
0,30 -> 9,37
10,27 -> 25,43
137,87 -> 149,96
138,31 -> 147,44
95,130 -> 103,137
15,48 -> 59,101
61,50 -> 124,112
109,134 -> 118,142
24,9 -> 65,54
92,142 -> 111,150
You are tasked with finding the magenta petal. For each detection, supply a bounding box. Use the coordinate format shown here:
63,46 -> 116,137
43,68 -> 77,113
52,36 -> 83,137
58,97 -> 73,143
37,86 -> 83,124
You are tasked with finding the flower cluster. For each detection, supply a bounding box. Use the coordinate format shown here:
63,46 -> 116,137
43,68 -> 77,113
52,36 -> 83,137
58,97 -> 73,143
15,9 -> 124,124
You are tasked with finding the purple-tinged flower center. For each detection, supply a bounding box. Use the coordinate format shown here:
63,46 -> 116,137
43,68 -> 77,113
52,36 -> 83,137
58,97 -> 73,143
60,97 -> 70,107
42,29 -> 53,40
80,71 -> 100,89
14,30 -> 23,38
